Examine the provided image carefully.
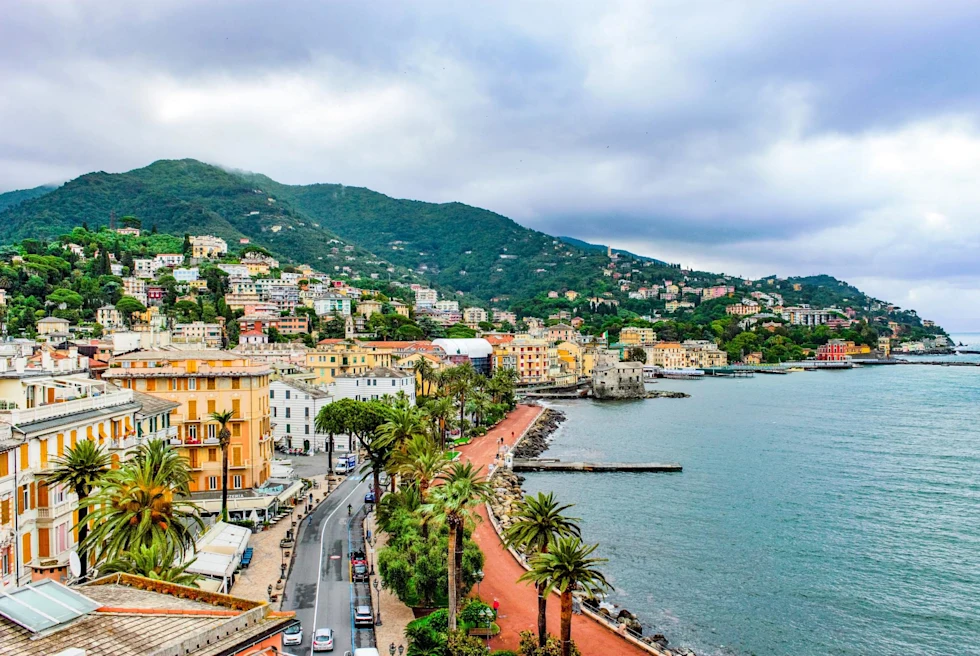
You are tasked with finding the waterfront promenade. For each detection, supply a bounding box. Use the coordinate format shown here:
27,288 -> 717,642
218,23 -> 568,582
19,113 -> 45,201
458,405 -> 652,656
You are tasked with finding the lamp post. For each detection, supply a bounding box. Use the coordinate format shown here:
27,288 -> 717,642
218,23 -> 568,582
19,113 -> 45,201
398,646 -> 404,655
389,643 -> 396,656
374,578 -> 382,626
479,607 -> 494,651
475,569 -> 484,599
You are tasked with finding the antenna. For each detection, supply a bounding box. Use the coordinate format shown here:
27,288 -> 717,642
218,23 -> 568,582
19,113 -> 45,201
109,210 -> 117,230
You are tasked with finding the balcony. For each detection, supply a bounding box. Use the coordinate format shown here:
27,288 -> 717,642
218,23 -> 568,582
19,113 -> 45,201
109,433 -> 140,451
203,437 -> 220,445
3,390 -> 135,425
36,499 -> 74,522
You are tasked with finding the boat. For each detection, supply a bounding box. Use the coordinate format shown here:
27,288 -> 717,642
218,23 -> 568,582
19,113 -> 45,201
661,368 -> 705,380
786,367 -> 805,372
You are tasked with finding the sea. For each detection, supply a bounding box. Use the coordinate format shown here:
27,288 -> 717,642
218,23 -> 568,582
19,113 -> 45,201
521,333 -> 980,656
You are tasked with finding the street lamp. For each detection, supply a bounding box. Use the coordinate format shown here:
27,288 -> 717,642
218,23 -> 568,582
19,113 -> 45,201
475,569 -> 485,599
389,643 -> 396,656
398,647 -> 404,656
479,607 -> 495,651
374,579 -> 382,626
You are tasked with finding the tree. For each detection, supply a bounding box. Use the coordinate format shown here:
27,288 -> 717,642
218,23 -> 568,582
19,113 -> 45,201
389,434 -> 451,501
46,287 -> 84,310
115,295 -> 146,327
424,395 -> 456,449
210,410 -> 235,522
100,542 -> 198,586
519,537 -> 611,656
625,347 -> 647,363
43,440 -> 111,579
413,357 -> 435,397
505,493 -> 581,647
426,462 -> 492,631
182,233 -> 192,254
82,439 -> 203,565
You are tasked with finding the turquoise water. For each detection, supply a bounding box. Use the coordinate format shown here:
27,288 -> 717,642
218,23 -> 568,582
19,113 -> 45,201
522,335 -> 980,655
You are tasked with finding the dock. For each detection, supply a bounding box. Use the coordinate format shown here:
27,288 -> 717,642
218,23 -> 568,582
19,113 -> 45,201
513,458 -> 682,473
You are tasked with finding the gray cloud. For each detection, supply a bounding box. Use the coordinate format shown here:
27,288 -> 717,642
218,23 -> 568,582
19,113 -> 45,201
2,0 -> 980,328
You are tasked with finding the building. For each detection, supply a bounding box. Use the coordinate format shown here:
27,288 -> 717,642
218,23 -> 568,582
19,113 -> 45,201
173,322 -> 223,348
241,253 -> 279,275
356,299 -> 383,318
414,287 -> 438,309
619,327 -> 656,346
103,351 -> 273,494
394,352 -> 449,396
172,267 -> 200,283
665,300 -> 695,313
492,335 -> 550,384
462,307 -> 488,327
435,300 -> 460,313
306,340 -> 393,385
783,306 -> 834,327
682,340 -> 728,368
239,329 -> 268,345
270,379 -> 333,451
313,293 -> 352,317
0,573 -> 295,654
817,339 -> 850,361
330,366 -> 416,405
96,305 -> 122,330
231,342 -> 311,368
726,302 -> 761,317
878,336 -> 892,358
389,300 -> 411,317
431,338 -> 494,376
153,253 -> 185,269
492,309 -> 517,326
35,317 -> 70,337
555,341 -> 597,378
545,323 -> 576,344
114,226 -> 141,236
217,263 -> 250,278
649,342 -> 687,369
238,313 -> 309,336
133,258 -> 155,278
189,234 -> 229,259
592,349 -> 644,399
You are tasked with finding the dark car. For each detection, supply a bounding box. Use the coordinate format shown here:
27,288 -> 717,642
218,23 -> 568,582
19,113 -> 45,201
364,490 -> 376,504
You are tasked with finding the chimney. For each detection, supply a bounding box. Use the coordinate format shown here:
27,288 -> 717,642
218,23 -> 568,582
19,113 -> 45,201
14,357 -> 26,373
42,351 -> 52,370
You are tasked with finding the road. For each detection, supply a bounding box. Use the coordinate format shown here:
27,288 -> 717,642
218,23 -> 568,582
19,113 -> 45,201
281,471 -> 375,655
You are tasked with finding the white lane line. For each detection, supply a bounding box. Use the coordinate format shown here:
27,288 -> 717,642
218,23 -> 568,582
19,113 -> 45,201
310,478 -> 365,656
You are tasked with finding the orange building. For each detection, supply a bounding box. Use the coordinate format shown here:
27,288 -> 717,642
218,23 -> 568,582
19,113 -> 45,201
104,350 -> 273,493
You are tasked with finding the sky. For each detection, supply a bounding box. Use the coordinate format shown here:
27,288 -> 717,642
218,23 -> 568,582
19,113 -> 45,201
2,1 -> 980,329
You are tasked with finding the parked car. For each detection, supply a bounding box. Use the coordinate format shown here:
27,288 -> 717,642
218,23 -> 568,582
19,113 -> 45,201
353,605 -> 374,627
283,621 -> 303,646
312,627 -> 334,652
350,550 -> 369,582
364,490 -> 376,504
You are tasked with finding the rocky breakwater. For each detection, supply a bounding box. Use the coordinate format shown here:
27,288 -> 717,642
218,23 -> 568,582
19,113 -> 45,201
645,390 -> 690,399
512,408 -> 566,459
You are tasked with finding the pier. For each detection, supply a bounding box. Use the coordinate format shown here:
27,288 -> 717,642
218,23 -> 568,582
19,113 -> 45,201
513,458 -> 682,473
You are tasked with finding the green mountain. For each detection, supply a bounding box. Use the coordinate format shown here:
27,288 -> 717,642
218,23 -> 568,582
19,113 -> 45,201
0,184 -> 58,213
559,235 -> 672,266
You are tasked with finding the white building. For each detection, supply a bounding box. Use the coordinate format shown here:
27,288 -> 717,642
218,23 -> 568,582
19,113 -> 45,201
414,288 -> 438,309
434,300 -> 459,313
330,366 -> 416,405
189,235 -> 228,259
238,329 -> 268,345
172,267 -> 200,283
152,253 -> 185,269
269,380 -> 334,452
313,293 -> 352,317
133,258 -> 155,279
462,307 -> 488,326
217,263 -> 250,278
96,305 -> 122,330
172,322 -> 223,348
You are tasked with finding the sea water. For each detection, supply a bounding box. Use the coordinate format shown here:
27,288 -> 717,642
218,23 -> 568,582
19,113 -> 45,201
522,335 -> 980,655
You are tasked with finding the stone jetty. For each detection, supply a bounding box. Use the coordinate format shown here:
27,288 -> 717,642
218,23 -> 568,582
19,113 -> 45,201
512,408 -> 566,459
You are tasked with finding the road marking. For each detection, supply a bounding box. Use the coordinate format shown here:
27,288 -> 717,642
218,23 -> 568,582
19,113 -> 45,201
310,480 -> 365,656
329,555 -> 341,560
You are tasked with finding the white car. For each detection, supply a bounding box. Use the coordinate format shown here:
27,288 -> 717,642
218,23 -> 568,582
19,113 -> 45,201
282,621 -> 302,646
313,627 -> 334,652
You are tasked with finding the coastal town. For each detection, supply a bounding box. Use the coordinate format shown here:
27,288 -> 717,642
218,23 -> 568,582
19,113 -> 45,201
0,223 -> 957,656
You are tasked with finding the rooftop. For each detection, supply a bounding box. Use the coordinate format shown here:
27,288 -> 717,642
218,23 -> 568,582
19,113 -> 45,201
131,390 -> 181,418
335,366 -> 412,380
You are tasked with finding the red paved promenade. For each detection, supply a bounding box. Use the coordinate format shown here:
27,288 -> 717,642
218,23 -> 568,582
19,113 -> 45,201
457,405 -> 651,656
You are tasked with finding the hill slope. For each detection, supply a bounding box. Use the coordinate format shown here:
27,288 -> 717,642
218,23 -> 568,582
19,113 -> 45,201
0,184 -> 58,213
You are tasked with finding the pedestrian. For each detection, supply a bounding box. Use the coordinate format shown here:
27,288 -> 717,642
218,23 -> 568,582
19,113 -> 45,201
492,598 -> 500,616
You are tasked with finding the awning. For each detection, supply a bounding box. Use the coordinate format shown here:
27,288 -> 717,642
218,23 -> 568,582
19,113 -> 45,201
196,521 -> 250,557
195,495 -> 277,514
276,480 -> 304,504
185,551 -> 236,581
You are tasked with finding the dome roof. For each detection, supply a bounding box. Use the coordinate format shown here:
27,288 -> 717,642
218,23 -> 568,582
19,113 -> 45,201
432,338 -> 494,359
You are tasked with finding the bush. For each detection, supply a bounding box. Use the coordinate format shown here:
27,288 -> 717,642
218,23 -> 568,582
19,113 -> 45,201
458,598 -> 494,629
491,651 -> 519,656
518,631 -> 581,656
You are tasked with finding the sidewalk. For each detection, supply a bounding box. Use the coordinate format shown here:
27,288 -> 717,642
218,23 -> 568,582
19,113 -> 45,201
230,474 -> 341,606
457,405 -> 652,656
365,513 -> 416,653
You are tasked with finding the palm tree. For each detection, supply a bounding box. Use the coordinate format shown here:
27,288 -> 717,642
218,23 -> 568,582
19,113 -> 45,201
505,492 -> 581,647
131,438 -> 192,495
43,440 -> 111,579
425,462 -> 491,631
375,405 -> 428,470
100,542 -> 199,586
445,363 -> 477,430
466,390 -> 493,428
81,449 -> 204,565
519,537 -> 612,656
389,434 -> 451,501
413,357 -> 435,397
424,395 -> 456,449
210,410 -> 234,522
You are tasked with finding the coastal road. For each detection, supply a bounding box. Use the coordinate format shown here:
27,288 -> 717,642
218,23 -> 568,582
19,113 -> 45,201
281,472 -> 372,655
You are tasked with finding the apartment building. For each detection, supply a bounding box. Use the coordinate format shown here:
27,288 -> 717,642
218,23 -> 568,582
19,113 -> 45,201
330,367 -> 416,405
681,340 -> 728,368
462,307 -> 488,327
306,340 -> 393,385
619,327 -> 656,346
103,351 -> 273,494
413,288 -> 438,309
492,335 -> 551,384
96,305 -> 122,330
648,342 -> 687,369
189,235 -> 228,259
313,293 -> 351,317
269,379 -> 333,451
173,322 -> 223,348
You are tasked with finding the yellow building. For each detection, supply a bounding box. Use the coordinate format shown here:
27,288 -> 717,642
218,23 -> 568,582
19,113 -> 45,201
649,342 -> 686,368
306,339 -> 393,385
492,336 -> 550,384
619,327 -> 656,346
555,341 -> 598,378
395,353 -> 449,396
356,299 -> 383,318
104,350 -> 273,494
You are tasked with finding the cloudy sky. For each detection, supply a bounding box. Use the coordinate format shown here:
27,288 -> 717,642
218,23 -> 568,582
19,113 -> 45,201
3,1 -> 980,329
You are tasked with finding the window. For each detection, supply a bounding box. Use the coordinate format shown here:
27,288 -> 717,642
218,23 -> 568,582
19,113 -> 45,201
188,378 -> 197,390
270,390 -> 275,399
208,424 -> 216,440
208,448 -> 217,462
285,407 -> 291,418
285,390 -> 291,400
207,378 -> 216,390
233,475 -> 242,489
232,423 -> 241,437
272,407 -> 277,417
187,425 -> 198,439
305,407 -> 309,418
232,377 -> 241,390
305,425 -> 310,434
208,476 -> 218,491
286,424 -> 291,434
232,399 -> 241,418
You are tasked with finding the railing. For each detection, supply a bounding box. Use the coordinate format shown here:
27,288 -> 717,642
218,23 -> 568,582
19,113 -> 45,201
3,390 -> 134,424
36,500 -> 73,521
110,434 -> 140,451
